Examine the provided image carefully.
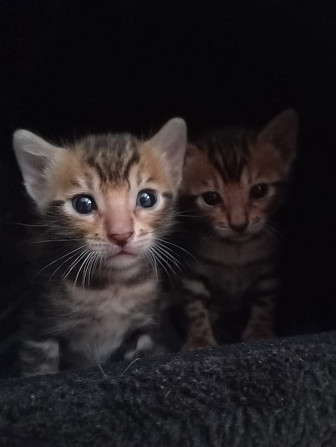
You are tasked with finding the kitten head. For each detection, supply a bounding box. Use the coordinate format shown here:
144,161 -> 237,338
13,118 -> 187,275
182,109 -> 298,241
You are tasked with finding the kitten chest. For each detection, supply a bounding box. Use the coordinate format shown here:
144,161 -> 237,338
198,238 -> 274,307
59,279 -> 157,364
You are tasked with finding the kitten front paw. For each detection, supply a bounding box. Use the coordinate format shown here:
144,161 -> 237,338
183,336 -> 217,351
123,334 -> 157,360
241,326 -> 275,342
20,339 -> 60,376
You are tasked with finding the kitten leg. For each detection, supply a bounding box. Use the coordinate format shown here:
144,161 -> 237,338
180,278 -> 217,350
242,290 -> 276,342
183,300 -> 217,350
20,339 -> 60,376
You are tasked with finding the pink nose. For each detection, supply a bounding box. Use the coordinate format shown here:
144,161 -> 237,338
229,222 -> 248,233
107,232 -> 133,247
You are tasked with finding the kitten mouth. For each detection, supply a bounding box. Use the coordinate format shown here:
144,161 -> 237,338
113,247 -> 139,258
217,231 -> 255,242
104,249 -> 136,259
108,250 -> 130,257
228,232 -> 259,242
116,250 -> 135,256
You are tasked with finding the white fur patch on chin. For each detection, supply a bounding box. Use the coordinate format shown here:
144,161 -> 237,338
104,253 -> 140,270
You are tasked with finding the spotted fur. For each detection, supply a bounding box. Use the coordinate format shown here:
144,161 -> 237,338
178,110 -> 298,349
13,118 -> 187,375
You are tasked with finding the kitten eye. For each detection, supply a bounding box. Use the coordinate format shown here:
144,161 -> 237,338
136,190 -> 157,208
250,183 -> 269,200
202,191 -> 222,206
72,195 -> 97,214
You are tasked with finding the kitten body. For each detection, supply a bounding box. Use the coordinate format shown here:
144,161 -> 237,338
177,110 -> 298,349
13,118 -> 187,375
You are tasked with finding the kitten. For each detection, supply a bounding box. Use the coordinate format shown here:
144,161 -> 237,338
177,110 -> 298,349
13,118 -> 187,375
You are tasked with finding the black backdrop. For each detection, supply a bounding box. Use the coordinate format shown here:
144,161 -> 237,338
0,0 -> 335,340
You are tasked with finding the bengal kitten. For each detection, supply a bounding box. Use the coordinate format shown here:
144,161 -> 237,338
178,110 -> 298,349
13,118 -> 187,375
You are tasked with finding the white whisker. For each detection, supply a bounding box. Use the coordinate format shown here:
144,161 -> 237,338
155,237 -> 198,262
35,245 -> 86,278
60,249 -> 90,287
155,243 -> 182,271
5,222 -> 50,228
145,250 -> 158,280
147,246 -> 171,280
265,224 -> 283,246
74,251 -> 93,288
82,252 -> 96,287
32,239 -> 82,244
149,246 -> 178,280
89,252 -> 100,286
48,250 -> 87,283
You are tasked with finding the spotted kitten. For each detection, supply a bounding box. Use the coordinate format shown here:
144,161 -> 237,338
13,118 -> 187,375
178,110 -> 298,349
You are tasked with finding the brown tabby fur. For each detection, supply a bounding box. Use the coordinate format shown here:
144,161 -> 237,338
177,110 -> 298,349
13,119 -> 186,375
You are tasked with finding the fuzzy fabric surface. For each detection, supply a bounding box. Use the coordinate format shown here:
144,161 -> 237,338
0,331 -> 335,446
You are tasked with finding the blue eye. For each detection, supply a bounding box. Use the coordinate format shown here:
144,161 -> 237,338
72,195 -> 97,214
136,190 -> 157,208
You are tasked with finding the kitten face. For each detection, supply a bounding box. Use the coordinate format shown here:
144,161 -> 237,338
182,110 -> 298,241
13,119 -> 187,274
50,145 -> 175,270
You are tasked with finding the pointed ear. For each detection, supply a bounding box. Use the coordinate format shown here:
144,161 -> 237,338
257,109 -> 299,165
148,118 -> 187,185
13,129 -> 64,204
181,143 -> 209,193
185,143 -> 200,159
182,144 -> 202,176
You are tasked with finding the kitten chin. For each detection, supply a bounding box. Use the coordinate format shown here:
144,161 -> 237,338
103,252 -> 141,270
218,231 -> 260,243
215,222 -> 268,243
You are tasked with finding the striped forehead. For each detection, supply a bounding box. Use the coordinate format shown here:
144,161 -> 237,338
77,133 -> 140,184
198,129 -> 253,183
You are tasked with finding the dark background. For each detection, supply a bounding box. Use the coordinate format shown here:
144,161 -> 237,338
0,0 -> 335,341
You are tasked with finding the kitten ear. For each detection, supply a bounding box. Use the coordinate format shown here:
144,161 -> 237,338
185,143 -> 200,158
183,144 -> 202,171
257,109 -> 299,164
148,118 -> 187,185
13,129 -> 64,204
